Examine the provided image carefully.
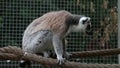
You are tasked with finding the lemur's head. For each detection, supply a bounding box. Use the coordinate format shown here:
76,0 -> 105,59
79,17 -> 92,35
71,16 -> 93,35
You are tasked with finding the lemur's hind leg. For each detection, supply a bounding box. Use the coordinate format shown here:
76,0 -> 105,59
19,52 -> 50,68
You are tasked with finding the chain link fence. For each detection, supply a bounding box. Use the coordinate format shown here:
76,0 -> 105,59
0,0 -> 118,67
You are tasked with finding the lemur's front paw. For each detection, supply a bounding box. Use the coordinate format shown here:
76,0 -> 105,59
57,56 -> 65,65
64,52 -> 72,60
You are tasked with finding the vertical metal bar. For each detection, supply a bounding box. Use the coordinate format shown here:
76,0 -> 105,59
118,0 -> 120,64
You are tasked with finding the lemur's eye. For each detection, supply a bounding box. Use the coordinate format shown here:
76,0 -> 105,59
82,18 -> 88,24
82,20 -> 86,24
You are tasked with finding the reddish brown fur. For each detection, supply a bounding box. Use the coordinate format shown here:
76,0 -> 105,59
25,10 -> 72,37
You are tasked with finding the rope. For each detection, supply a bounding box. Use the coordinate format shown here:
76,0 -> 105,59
70,48 -> 120,58
0,46 -> 120,68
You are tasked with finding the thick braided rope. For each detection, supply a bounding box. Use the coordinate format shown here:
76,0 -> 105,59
70,48 -> 120,58
0,46 -> 120,68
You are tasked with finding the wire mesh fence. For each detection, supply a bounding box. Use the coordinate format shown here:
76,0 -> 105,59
0,0 -> 118,68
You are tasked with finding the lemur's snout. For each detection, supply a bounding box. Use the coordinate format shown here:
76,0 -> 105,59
86,24 -> 93,35
87,24 -> 91,29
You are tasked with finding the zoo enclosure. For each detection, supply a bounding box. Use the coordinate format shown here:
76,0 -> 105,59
0,0 -> 118,67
